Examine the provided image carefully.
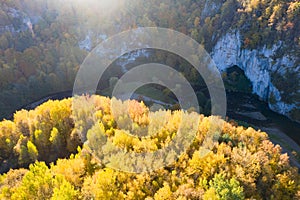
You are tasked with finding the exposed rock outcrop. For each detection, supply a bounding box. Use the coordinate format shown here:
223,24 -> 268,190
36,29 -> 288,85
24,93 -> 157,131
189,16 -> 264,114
212,31 -> 299,122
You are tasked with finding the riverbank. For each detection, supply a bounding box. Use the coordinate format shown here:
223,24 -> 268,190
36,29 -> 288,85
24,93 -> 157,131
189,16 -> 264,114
261,126 -> 300,169
4,90 -> 300,168
226,91 -> 300,168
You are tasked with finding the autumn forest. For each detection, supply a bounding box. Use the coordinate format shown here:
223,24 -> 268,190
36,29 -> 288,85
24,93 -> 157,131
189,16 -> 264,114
0,0 -> 300,199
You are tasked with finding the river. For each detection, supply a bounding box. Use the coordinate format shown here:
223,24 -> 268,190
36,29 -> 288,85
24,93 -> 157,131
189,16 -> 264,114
3,46 -> 300,168
226,92 -> 300,145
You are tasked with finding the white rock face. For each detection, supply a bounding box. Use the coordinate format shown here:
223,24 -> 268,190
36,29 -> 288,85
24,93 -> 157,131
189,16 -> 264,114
79,33 -> 92,51
211,30 -> 299,119
78,32 -> 109,51
0,7 -> 40,35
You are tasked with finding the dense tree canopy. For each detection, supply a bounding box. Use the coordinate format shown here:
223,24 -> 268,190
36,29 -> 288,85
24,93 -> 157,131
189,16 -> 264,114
0,0 -> 299,198
0,95 -> 299,199
0,0 -> 299,119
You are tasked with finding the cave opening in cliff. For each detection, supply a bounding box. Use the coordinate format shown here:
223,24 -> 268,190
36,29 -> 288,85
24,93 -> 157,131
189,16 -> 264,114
223,65 -> 253,93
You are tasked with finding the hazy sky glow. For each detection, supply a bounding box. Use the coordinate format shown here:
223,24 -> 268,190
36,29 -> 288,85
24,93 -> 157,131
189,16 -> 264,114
73,0 -> 125,12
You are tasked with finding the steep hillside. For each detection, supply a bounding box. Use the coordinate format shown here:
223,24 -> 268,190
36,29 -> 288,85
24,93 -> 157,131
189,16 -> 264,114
0,0 -> 299,121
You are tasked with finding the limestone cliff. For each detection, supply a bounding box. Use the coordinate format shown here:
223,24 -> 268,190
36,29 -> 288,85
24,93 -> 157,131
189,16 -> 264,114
212,31 -> 299,122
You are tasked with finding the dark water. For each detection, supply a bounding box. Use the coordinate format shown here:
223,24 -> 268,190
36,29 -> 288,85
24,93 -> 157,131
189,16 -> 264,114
226,92 -> 300,145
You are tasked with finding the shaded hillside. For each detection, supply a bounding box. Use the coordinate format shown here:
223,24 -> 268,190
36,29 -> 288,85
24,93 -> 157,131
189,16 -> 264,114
0,0 -> 299,121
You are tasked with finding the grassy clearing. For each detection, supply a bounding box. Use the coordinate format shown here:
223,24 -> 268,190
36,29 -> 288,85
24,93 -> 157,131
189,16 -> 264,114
99,84 -> 177,105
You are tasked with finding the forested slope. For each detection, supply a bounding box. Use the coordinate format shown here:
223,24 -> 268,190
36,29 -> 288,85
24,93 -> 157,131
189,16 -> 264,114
0,0 -> 299,120
0,95 -> 299,199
